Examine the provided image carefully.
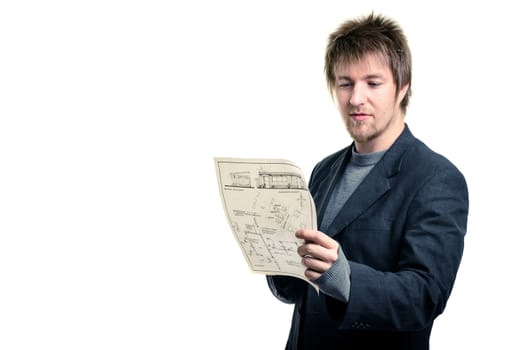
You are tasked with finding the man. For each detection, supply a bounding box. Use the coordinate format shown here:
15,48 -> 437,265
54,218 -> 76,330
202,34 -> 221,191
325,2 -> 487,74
267,13 -> 469,350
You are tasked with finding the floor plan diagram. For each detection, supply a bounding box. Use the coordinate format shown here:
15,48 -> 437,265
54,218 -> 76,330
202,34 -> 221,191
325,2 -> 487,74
215,157 -> 318,289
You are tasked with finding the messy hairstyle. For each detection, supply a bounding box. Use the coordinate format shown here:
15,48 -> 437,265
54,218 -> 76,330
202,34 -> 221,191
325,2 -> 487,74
324,13 -> 412,113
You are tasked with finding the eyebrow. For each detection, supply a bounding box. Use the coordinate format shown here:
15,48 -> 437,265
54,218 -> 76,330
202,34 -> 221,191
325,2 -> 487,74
337,74 -> 385,81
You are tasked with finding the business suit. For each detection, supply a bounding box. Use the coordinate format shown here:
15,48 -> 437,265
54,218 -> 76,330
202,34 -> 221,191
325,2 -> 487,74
267,125 -> 469,349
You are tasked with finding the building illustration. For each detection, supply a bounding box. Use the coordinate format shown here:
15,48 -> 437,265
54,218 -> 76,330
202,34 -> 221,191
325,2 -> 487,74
257,171 -> 307,190
229,171 -> 251,188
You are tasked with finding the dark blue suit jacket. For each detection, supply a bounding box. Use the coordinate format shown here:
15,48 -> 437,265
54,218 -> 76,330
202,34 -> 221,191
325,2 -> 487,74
267,125 -> 469,350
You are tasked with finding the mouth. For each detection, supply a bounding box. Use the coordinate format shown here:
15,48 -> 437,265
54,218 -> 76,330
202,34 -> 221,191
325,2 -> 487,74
349,113 -> 372,121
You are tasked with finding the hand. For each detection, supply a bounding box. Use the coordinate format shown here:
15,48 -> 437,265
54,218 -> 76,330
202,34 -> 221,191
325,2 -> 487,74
296,229 -> 340,281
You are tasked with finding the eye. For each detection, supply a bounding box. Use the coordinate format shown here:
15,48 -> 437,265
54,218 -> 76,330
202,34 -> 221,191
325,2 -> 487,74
368,81 -> 382,87
337,81 -> 352,89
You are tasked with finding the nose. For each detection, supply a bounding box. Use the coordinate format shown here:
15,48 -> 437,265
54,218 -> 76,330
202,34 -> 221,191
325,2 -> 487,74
349,85 -> 366,106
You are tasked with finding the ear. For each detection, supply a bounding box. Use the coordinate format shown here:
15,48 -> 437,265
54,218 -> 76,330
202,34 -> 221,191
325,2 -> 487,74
396,83 -> 410,105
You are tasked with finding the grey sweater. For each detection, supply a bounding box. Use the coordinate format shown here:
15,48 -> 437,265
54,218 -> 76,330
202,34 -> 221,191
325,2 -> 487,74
315,148 -> 386,302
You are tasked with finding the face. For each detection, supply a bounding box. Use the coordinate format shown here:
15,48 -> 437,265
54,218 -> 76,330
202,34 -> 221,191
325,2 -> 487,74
334,53 -> 409,153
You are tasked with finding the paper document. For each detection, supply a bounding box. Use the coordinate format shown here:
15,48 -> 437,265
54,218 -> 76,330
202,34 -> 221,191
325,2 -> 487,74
215,157 -> 318,291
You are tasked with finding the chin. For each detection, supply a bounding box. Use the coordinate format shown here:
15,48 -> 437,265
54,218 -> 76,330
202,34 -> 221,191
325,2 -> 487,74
348,127 -> 373,143
351,135 -> 370,144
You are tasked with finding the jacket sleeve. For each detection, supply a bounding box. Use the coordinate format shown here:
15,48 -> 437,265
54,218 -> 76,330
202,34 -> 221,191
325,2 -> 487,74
266,275 -> 306,304
337,165 -> 469,331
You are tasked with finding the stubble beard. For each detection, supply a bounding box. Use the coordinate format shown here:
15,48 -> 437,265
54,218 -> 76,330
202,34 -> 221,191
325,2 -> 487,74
347,113 -> 396,145
347,119 -> 382,144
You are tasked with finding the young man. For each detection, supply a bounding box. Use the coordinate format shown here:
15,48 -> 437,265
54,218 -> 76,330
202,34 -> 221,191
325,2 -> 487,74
267,13 -> 469,350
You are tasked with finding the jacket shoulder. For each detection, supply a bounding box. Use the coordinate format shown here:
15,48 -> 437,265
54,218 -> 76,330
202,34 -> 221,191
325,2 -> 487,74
405,138 -> 464,177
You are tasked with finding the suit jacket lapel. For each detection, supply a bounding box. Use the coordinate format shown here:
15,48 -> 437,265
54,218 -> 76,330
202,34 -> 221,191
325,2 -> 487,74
323,125 -> 417,237
325,164 -> 390,237
314,148 -> 350,230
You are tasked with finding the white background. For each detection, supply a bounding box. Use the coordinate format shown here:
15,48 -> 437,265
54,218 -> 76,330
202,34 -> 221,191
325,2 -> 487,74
1,1 -> 527,349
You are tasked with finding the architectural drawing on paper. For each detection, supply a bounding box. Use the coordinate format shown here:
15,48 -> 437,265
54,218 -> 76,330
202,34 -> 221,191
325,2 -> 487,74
257,171 -> 307,190
226,170 -> 308,190
214,157 -> 319,292
228,171 -> 252,188
238,195 -> 307,271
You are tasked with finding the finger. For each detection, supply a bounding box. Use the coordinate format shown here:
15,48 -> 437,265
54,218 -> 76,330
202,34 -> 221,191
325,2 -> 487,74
302,255 -> 332,273
298,243 -> 332,262
304,268 -> 321,281
296,229 -> 338,250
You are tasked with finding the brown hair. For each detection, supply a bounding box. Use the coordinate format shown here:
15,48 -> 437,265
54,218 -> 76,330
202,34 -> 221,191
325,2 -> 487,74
324,13 -> 412,113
